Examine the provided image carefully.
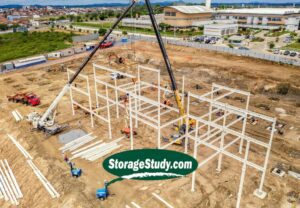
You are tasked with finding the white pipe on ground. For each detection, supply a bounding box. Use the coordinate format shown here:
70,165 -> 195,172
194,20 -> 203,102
27,160 -> 60,198
59,133 -> 92,151
152,192 -> 173,208
0,174 -> 9,201
64,136 -> 97,152
0,160 -> 19,201
71,140 -> 103,155
7,134 -> 33,160
70,143 -> 107,160
4,160 -> 22,198
82,143 -> 117,159
15,110 -> 23,120
0,166 -> 18,205
88,145 -> 122,161
131,202 -> 141,208
12,111 -> 20,122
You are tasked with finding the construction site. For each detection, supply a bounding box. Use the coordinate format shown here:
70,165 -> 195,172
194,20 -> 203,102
0,2 -> 300,208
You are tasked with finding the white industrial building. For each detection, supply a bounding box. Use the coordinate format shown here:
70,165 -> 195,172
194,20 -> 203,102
121,14 -> 164,29
204,24 -> 238,37
215,8 -> 300,31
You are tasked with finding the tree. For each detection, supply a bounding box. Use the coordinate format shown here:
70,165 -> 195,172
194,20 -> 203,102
0,24 -> 8,31
122,30 -> 128,35
99,14 -> 107,21
98,28 -> 107,36
159,23 -> 171,31
269,42 -> 275,49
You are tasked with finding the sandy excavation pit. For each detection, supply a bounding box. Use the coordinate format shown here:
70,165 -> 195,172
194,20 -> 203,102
0,41 -> 299,208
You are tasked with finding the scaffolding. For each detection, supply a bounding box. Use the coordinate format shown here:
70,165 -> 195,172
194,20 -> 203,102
68,64 -> 276,208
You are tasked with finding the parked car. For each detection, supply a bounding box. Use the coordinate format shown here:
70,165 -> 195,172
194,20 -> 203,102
273,49 -> 280,54
283,36 -> 292,43
290,52 -> 297,57
238,47 -> 250,51
283,50 -> 290,56
205,39 -> 211,44
194,36 -> 205,42
210,40 -> 216,44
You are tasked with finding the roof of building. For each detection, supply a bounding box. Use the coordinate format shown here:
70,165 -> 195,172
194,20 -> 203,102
218,8 -> 300,15
166,5 -> 212,14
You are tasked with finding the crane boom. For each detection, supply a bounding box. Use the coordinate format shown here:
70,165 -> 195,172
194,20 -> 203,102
33,0 -> 186,134
38,1 -> 137,125
144,0 -> 185,118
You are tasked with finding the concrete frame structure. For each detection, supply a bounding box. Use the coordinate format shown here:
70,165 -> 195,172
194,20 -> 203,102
68,64 -> 276,208
67,68 -> 112,139
184,84 -> 276,208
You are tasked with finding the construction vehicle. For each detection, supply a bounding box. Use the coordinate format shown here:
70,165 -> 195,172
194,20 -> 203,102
100,41 -> 114,49
108,52 -> 125,64
121,127 -> 137,138
163,119 -> 195,145
96,178 -> 123,200
96,181 -> 109,200
8,93 -> 40,106
121,97 -> 138,138
69,162 -> 82,178
26,2 -> 136,135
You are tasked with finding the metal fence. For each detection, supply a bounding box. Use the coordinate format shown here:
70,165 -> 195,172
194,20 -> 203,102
129,34 -> 300,67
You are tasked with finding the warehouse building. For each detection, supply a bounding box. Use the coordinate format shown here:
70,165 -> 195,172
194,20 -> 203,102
161,3 -> 300,31
215,8 -> 300,31
121,14 -> 164,29
163,5 -> 213,28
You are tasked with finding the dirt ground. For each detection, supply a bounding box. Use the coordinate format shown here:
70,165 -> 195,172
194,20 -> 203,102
0,41 -> 299,208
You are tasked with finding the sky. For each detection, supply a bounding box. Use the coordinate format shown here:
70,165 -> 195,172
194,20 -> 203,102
0,0 -> 300,6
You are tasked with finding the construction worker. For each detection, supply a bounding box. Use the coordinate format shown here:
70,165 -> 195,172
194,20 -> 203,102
63,153 -> 69,163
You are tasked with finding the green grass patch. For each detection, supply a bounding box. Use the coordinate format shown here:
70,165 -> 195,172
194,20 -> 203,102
265,30 -> 290,37
72,22 -> 203,37
283,41 -> 300,52
251,37 -> 265,42
0,31 -> 73,62
73,22 -> 113,28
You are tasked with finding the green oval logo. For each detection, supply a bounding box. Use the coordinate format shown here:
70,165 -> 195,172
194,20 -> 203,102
103,149 -> 198,180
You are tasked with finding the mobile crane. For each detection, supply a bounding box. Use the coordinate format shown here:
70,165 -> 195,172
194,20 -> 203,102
27,0 -> 187,147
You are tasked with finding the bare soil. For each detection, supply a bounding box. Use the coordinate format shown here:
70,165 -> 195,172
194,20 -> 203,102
0,41 -> 299,208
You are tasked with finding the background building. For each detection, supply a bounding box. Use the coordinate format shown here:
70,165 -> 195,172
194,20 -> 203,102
121,14 -> 163,29
215,8 -> 300,31
163,5 -> 213,28
204,24 -> 238,37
